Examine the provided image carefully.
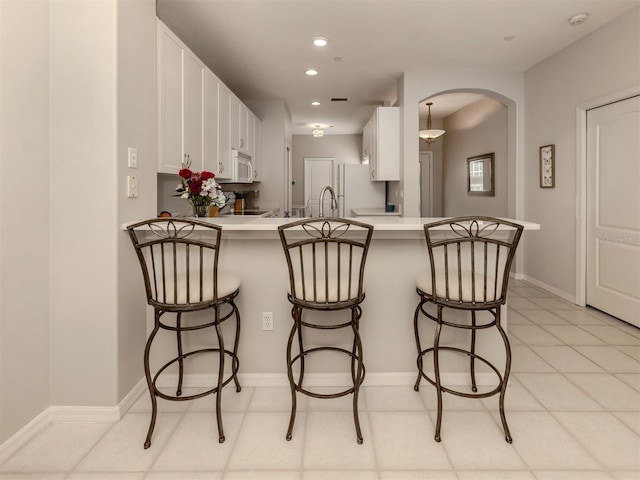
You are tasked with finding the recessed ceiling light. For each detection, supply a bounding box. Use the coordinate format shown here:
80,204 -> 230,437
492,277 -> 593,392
313,36 -> 328,47
305,69 -> 318,76
311,101 -> 320,106
569,12 -> 589,26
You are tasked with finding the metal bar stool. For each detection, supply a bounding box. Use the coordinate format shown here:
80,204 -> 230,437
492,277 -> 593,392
413,216 -> 523,443
127,218 -> 241,448
278,217 -> 374,444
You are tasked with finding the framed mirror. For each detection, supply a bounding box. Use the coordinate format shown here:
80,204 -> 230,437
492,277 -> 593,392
467,153 -> 495,196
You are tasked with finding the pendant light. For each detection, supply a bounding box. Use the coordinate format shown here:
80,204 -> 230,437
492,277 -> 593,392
419,102 -> 445,144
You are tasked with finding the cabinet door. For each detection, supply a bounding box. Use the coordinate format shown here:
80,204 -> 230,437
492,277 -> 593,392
239,103 -> 250,153
157,23 -> 183,174
217,82 -> 232,179
366,107 -> 399,181
252,116 -> 261,181
183,49 -> 204,172
368,113 -> 379,180
230,93 -> 241,151
204,69 -> 219,176
376,107 -> 400,181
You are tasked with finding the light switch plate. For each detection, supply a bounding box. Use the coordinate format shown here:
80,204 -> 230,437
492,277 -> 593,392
127,175 -> 138,198
128,147 -> 138,168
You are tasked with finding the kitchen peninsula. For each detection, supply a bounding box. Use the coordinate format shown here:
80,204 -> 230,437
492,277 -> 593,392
126,216 -> 540,388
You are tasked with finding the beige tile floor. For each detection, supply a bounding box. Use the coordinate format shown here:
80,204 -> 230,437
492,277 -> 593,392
2,281 -> 639,479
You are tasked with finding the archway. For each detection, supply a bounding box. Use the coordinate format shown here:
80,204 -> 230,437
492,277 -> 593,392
417,92 -> 509,217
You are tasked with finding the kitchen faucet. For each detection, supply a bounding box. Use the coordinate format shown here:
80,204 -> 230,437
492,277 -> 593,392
318,185 -> 337,217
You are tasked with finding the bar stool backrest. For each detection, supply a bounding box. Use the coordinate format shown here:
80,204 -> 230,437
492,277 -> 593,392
422,217 -> 524,309
127,218 -> 223,309
278,218 -> 374,308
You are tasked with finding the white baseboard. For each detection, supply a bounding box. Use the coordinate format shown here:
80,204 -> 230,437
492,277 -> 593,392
0,378 -> 146,464
0,408 -> 50,464
521,275 -> 577,304
118,378 -> 147,418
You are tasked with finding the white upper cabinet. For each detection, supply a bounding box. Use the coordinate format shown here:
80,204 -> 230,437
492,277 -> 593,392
231,97 -> 252,155
230,93 -> 241,152
252,113 -> 262,181
157,20 -> 204,174
157,20 -> 260,181
204,69 -> 234,180
366,107 -> 400,181
216,81 -> 232,180
240,102 -> 251,154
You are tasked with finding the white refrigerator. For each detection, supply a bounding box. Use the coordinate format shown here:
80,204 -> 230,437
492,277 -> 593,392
337,164 -> 386,217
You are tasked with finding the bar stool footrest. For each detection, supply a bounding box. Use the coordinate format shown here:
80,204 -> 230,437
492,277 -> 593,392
417,346 -> 504,399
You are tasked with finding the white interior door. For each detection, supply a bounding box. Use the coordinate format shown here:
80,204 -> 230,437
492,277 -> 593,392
419,151 -> 433,217
283,143 -> 292,215
304,157 -> 335,217
586,95 -> 640,326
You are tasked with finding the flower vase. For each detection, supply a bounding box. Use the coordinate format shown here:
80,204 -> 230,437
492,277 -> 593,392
191,203 -> 209,217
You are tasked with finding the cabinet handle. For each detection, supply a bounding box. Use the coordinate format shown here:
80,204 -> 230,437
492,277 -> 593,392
219,161 -> 224,173
240,138 -> 245,148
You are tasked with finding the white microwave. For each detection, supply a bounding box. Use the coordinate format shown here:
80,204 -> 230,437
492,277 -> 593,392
230,149 -> 253,183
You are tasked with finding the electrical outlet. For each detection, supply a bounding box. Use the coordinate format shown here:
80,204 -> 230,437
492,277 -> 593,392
262,312 -> 273,331
127,175 -> 138,198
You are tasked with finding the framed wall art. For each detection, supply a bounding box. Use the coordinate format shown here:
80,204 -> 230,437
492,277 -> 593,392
539,144 -> 555,188
467,152 -> 495,196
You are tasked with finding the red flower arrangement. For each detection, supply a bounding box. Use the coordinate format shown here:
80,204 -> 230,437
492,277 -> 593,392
175,164 -> 226,214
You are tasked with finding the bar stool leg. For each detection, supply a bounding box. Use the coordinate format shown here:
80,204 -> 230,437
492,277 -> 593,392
469,311 -> 478,393
231,302 -> 242,392
433,305 -> 444,443
176,312 -> 184,397
351,307 -> 364,444
286,306 -> 301,441
496,308 -> 513,443
143,313 -> 161,449
413,300 -> 425,392
215,317 -> 226,443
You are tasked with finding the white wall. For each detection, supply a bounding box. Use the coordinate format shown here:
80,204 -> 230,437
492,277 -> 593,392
116,0 -> 158,402
0,0 -> 51,444
0,0 -> 157,445
49,0 -> 119,406
523,7 -> 640,300
291,134 -> 363,206
245,98 -> 292,212
443,97 -> 508,217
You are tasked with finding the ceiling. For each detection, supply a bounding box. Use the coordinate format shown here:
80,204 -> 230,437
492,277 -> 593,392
156,0 -> 638,135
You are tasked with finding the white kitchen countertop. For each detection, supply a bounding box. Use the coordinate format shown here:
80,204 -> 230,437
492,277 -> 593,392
123,216 -> 540,239
352,208 -> 401,217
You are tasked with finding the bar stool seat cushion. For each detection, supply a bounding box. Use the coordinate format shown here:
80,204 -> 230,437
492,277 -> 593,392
416,270 -> 500,303
156,270 -> 241,305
